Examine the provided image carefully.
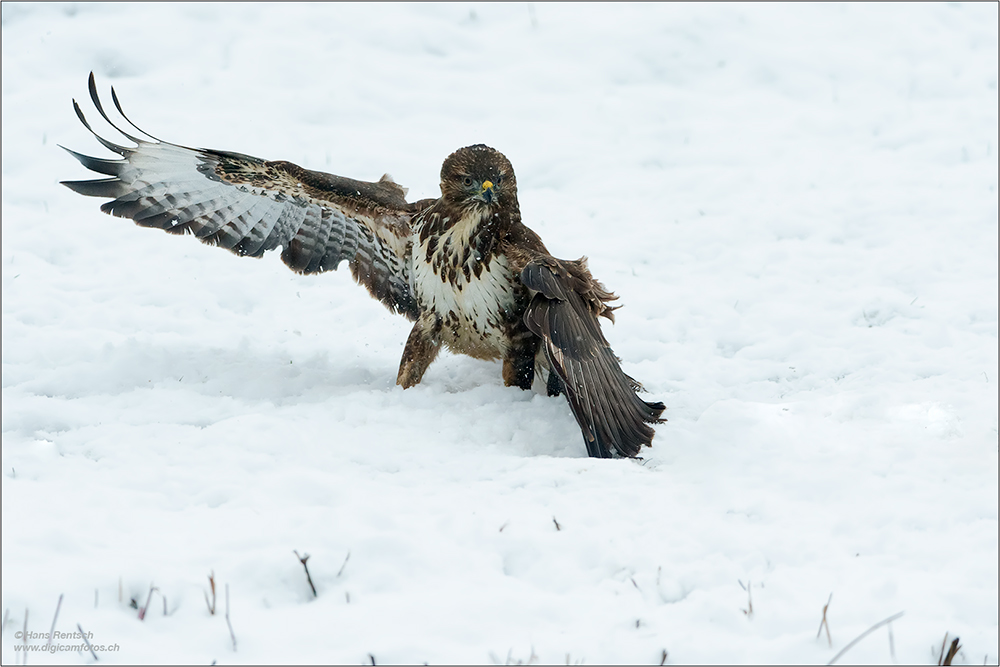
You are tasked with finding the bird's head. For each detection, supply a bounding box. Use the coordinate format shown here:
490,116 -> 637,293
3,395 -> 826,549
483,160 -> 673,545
439,144 -> 517,214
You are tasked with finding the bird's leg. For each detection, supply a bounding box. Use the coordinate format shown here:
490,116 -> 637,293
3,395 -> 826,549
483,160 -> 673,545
502,326 -> 538,390
397,314 -> 442,388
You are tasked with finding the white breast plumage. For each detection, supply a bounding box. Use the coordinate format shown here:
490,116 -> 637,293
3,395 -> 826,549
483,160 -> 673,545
412,214 -> 517,360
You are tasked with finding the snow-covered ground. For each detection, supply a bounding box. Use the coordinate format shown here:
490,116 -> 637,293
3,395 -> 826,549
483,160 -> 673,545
2,3 -> 997,664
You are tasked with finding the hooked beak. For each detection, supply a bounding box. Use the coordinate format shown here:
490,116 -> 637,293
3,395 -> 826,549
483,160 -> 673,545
480,180 -> 494,204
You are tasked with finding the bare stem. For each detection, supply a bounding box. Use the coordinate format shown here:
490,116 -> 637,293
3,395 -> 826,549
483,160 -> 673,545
78,623 -> 99,661
938,633 -> 949,666
337,551 -> 351,578
22,608 -> 28,666
888,618 -> 896,662
45,594 -> 63,651
225,583 -> 236,651
138,584 -> 157,621
827,611 -> 905,665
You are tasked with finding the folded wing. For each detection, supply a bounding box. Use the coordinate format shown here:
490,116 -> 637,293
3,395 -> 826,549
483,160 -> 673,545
521,256 -> 665,458
61,73 -> 418,320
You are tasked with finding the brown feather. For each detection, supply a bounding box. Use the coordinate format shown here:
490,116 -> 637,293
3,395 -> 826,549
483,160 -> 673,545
62,76 -> 664,459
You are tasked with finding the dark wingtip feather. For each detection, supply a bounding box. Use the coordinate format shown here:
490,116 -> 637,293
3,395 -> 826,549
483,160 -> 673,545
72,99 -> 93,133
60,177 -> 126,198
59,145 -> 123,176
71,98 -> 132,157
111,83 -> 163,142
88,71 -> 146,145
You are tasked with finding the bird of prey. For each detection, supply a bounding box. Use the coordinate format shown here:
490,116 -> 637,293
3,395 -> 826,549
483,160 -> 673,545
62,73 -> 665,458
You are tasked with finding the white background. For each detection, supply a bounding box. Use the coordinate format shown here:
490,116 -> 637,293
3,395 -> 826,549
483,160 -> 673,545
2,3 -> 997,664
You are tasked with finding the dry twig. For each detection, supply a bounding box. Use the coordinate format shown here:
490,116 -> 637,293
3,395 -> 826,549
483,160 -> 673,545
138,584 -> 157,621
660,649 -> 668,665
204,571 -> 216,615
740,580 -> 753,618
294,550 -> 318,597
552,517 -> 562,531
943,637 -> 960,666
78,623 -> 99,662
816,593 -> 833,647
337,551 -> 351,578
938,633 -> 961,666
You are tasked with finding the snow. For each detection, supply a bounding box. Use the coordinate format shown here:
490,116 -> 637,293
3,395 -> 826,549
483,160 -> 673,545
2,2 -> 997,664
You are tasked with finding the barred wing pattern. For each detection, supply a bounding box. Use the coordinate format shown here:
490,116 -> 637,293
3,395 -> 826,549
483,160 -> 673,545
521,257 -> 665,458
61,74 -> 418,320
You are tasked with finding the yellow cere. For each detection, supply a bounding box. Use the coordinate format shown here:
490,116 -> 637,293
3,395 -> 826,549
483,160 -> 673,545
481,180 -> 494,190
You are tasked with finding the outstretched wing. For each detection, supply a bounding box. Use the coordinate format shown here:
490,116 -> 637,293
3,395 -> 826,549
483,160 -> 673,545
521,256 -> 665,458
61,73 -> 419,320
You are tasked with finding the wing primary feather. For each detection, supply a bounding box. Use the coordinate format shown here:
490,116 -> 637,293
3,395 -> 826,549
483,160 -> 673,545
72,98 -> 96,134
87,71 -> 147,145
72,100 -> 132,156
110,84 -> 163,142
100,195 -> 153,219
62,177 -> 128,198
59,145 -> 122,176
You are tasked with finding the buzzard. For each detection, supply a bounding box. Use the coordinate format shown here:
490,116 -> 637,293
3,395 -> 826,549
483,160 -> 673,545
62,73 -> 665,458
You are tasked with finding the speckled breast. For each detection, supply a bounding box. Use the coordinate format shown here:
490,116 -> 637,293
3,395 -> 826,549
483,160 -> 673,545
412,237 -> 519,361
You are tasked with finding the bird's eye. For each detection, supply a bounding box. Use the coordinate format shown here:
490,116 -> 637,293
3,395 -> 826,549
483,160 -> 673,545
495,174 -> 503,185
463,177 -> 473,187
